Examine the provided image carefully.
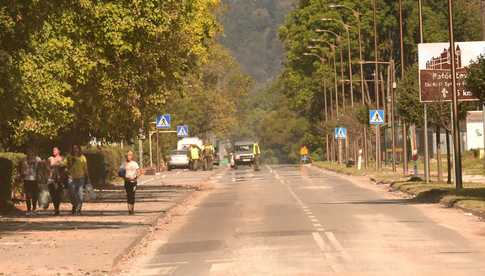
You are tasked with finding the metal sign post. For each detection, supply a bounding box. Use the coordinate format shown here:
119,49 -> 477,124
447,0 -> 463,189
370,109 -> 385,170
335,127 -> 347,164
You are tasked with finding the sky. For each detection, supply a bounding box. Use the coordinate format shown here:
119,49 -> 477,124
418,41 -> 485,69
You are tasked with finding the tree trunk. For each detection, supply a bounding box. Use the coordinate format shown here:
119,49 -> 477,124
446,128 -> 452,184
436,126 -> 443,182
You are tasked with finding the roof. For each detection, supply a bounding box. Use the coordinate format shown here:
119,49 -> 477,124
467,111 -> 483,123
234,140 -> 257,146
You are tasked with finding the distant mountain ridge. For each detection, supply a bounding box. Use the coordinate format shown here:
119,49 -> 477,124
219,0 -> 295,84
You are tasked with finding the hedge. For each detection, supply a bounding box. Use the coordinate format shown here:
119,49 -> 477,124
84,146 -> 127,188
0,152 -> 26,209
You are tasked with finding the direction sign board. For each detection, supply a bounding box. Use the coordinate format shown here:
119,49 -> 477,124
335,127 -> 347,139
369,110 -> 385,125
418,42 -> 483,103
176,125 -> 189,137
156,114 -> 171,129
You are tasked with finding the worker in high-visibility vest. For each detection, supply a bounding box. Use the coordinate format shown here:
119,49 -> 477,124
188,145 -> 200,171
253,143 -> 261,171
202,143 -> 215,171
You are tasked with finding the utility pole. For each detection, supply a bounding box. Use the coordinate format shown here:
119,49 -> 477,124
481,0 -> 485,173
447,0 -> 463,189
399,0 -> 408,175
418,0 -> 430,183
373,0 -> 381,169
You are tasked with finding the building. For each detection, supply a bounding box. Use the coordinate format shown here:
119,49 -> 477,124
425,45 -> 462,70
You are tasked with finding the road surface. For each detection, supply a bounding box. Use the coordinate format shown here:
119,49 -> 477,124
123,165 -> 485,275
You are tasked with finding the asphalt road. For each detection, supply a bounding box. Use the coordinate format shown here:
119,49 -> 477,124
125,165 -> 485,275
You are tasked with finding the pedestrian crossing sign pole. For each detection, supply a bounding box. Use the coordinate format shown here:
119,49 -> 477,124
177,125 -> 189,137
156,114 -> 171,129
369,110 -> 385,171
334,127 -> 347,165
369,110 -> 385,125
334,127 -> 347,139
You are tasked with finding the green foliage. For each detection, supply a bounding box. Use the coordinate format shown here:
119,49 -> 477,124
0,152 -> 26,208
219,0 -> 294,83
396,64 -> 422,125
467,54 -> 485,103
250,0 -> 481,162
0,0 -> 223,149
84,146 -> 127,188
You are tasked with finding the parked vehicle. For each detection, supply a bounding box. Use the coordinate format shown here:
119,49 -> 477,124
167,150 -> 189,170
177,137 -> 203,151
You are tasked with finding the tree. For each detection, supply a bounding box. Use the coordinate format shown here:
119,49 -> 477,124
0,0 -> 223,149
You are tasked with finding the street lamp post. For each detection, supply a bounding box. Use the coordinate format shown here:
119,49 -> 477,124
447,0 -> 463,189
328,4 -> 368,168
372,0 -> 382,170
317,29 -> 345,111
399,0 -> 408,175
304,51 -> 331,162
314,31 -> 342,117
360,60 -> 397,173
418,0 -> 431,183
321,18 -> 354,108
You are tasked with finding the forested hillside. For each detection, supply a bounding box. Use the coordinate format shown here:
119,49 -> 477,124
220,0 -> 295,83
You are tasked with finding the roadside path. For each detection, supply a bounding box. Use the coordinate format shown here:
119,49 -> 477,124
0,169 -> 216,276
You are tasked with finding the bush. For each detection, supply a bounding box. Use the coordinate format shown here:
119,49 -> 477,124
0,152 -> 26,209
84,146 -> 127,188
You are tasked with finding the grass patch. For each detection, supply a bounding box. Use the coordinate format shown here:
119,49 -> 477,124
314,161 -> 485,214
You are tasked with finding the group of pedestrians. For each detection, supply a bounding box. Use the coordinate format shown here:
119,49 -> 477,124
19,146 -> 140,216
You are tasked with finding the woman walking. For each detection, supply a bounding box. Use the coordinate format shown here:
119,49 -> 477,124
20,149 -> 41,216
47,147 -> 66,215
120,151 -> 140,215
67,145 -> 88,215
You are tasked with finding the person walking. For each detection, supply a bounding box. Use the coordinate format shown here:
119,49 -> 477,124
47,147 -> 67,216
20,149 -> 41,216
300,145 -> 309,164
66,145 -> 88,215
119,151 -> 140,215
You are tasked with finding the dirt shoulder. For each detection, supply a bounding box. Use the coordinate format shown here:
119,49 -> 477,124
313,162 -> 485,219
0,171 -> 217,276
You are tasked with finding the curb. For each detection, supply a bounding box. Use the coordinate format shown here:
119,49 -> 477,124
110,168 -> 223,271
111,188 -> 196,268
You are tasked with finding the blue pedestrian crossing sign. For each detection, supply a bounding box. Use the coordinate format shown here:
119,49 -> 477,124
369,110 -> 385,125
177,125 -> 189,137
156,114 -> 171,129
335,127 -> 347,139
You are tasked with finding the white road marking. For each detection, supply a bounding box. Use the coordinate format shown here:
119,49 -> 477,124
312,232 -> 342,273
146,261 -> 188,266
271,166 -> 351,272
205,258 -> 237,263
209,262 -> 233,273
325,231 -> 351,261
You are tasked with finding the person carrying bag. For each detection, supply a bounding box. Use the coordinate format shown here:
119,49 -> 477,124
119,151 -> 140,215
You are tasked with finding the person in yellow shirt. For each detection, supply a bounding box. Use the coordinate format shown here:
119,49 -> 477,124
67,145 -> 89,215
300,145 -> 309,164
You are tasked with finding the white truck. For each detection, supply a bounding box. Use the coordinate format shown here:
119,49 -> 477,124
177,137 -> 203,151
